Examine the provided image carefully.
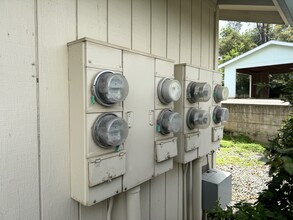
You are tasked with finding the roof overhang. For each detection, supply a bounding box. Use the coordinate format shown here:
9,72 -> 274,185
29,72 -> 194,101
217,0 -> 293,25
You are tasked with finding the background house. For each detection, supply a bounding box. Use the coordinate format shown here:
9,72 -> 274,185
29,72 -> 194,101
220,41 -> 293,98
1,0 -> 293,220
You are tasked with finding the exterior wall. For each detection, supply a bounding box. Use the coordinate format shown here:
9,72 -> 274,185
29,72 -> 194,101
0,0 -> 217,220
223,44 -> 293,98
222,101 -> 291,143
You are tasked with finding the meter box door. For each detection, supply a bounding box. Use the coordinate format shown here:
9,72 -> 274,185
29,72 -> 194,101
154,59 -> 181,175
174,64 -> 213,164
122,51 -> 156,190
68,39 -> 128,206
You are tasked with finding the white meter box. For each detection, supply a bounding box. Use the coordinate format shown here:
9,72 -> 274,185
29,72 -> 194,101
154,59 -> 181,175
68,39 -> 128,206
68,38 -> 178,205
174,64 -> 211,164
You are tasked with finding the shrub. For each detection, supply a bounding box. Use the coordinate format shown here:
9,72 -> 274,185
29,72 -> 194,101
208,79 -> 293,219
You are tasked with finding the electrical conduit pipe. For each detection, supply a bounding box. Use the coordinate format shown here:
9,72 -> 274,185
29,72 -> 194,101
126,186 -> 141,220
192,157 -> 203,220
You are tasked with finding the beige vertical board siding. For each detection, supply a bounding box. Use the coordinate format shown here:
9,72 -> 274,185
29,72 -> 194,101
77,0 -> 108,41
150,174 -> 166,220
38,0 -> 78,219
209,5 -> 216,69
191,0 -> 202,66
180,0 -> 192,64
108,0 -> 131,48
0,1 -> 39,219
201,1 -> 210,68
132,0 -> 151,53
140,182 -> 150,220
80,202 -> 107,220
177,164 -> 183,219
112,193 -> 127,220
165,164 -> 179,220
151,0 -> 167,57
214,8 -> 220,70
167,0 -> 180,63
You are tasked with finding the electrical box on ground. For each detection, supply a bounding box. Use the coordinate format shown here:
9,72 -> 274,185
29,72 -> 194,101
68,38 -> 178,205
202,169 -> 232,210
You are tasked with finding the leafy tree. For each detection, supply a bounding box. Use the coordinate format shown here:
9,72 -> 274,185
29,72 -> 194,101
271,25 -> 293,42
219,25 -> 256,64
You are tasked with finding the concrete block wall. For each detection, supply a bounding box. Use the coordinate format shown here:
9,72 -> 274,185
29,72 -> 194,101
222,99 -> 291,143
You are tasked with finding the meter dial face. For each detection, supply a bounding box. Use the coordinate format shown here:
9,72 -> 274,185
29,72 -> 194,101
186,107 -> 211,130
157,109 -> 182,135
158,78 -> 182,104
92,113 -> 129,148
92,70 -> 129,106
187,82 -> 211,103
214,85 -> 229,103
213,106 -> 229,124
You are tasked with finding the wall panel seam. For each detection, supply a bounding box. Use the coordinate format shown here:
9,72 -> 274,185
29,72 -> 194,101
179,0 -> 182,63
34,0 -> 42,219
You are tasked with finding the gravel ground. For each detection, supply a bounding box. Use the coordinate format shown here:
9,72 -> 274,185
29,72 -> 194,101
216,163 -> 271,206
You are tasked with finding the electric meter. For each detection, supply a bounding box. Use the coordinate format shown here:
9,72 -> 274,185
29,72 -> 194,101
213,106 -> 229,124
186,107 -> 211,130
157,109 -> 182,135
214,85 -> 229,103
158,78 -> 182,104
92,70 -> 129,106
92,113 -> 129,148
187,82 -> 211,103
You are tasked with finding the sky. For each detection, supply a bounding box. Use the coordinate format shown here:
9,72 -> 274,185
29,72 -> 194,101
219,20 -> 256,33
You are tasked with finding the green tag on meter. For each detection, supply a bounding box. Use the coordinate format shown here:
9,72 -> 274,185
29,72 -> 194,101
156,125 -> 161,132
91,96 -> 95,105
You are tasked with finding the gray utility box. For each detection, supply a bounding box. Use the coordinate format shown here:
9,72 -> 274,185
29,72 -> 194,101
202,169 -> 232,210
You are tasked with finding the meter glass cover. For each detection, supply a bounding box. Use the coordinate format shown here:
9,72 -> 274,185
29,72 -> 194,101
93,71 -> 129,106
187,108 -> 211,130
158,110 -> 182,135
92,113 -> 129,148
214,85 -> 229,103
213,107 -> 229,124
187,82 -> 211,103
158,78 -> 182,104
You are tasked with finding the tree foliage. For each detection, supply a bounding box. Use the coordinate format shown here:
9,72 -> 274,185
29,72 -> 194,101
219,22 -> 293,64
219,23 -> 256,65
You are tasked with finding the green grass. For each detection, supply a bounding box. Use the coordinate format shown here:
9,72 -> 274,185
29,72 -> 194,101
217,134 -> 266,166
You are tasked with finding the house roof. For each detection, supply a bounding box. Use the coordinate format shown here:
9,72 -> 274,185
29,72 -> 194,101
218,40 -> 293,69
218,0 -> 293,25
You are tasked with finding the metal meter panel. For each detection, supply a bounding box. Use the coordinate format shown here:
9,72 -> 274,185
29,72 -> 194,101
122,51 -> 155,190
210,71 -> 229,151
88,151 -> 126,187
153,59 -> 181,175
155,59 -> 174,78
85,42 -> 122,71
174,64 -> 202,164
197,69 -> 214,157
68,40 -> 127,206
